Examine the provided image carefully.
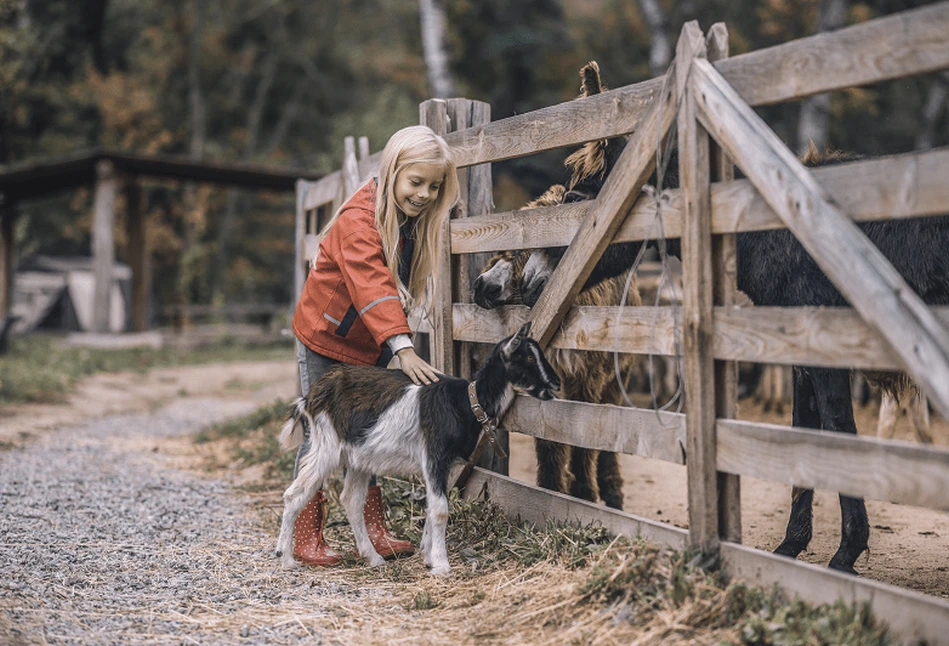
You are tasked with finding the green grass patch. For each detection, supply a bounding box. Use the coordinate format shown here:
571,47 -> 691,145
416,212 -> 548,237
0,334 -> 293,405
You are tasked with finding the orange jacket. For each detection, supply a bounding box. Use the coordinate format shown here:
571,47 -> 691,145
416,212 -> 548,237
292,180 -> 412,366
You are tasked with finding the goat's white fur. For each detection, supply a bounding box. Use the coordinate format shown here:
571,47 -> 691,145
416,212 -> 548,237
276,386 -> 456,575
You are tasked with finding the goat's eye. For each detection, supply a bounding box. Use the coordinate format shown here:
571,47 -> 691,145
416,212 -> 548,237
526,355 -> 536,363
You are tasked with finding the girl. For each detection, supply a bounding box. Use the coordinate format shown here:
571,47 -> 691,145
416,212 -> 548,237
289,125 -> 459,566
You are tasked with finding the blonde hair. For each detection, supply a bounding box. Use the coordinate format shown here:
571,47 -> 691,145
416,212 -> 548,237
314,125 -> 459,314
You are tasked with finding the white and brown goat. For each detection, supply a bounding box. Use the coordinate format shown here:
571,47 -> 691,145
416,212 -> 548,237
276,322 -> 560,575
474,185 -> 642,510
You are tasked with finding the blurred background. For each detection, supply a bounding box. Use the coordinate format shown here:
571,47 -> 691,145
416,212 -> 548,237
1,0 -> 945,319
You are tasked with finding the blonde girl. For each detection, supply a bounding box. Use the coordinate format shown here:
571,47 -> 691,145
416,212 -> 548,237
288,125 -> 459,567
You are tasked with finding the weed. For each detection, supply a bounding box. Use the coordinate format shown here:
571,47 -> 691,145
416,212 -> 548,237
411,592 -> 439,610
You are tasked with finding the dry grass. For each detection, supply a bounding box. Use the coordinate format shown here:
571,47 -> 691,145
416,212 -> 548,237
185,401 -> 899,646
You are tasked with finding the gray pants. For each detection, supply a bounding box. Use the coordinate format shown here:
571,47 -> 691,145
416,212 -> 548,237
294,340 -> 385,485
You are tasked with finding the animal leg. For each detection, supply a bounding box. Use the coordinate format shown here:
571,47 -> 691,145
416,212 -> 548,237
774,369 -> 817,561
569,448 -> 599,503
277,478 -> 325,569
812,368 -> 869,574
876,391 -> 899,440
595,451 -> 624,510
910,391 -> 933,444
534,439 -> 572,494
341,469 -> 384,567
423,470 -> 451,575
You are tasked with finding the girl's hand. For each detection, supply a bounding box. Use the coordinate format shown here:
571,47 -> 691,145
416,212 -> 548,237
397,347 -> 441,385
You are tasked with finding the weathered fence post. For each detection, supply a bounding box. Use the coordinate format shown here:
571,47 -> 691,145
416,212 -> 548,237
419,99 -> 454,376
125,177 -> 149,332
92,159 -> 118,334
676,21 -> 721,555
707,22 -> 742,544
342,136 -> 361,199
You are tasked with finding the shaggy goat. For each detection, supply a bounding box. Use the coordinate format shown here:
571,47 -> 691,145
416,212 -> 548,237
520,132 -> 949,573
275,322 -> 560,575
473,186 -> 638,509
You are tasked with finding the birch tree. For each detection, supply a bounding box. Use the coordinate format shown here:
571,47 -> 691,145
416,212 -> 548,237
796,0 -> 847,154
635,0 -> 671,77
419,0 -> 455,98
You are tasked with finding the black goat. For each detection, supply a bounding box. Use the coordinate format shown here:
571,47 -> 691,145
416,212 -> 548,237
520,142 -> 949,574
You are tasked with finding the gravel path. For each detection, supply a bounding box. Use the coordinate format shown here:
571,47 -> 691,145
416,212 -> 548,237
0,397 -> 373,645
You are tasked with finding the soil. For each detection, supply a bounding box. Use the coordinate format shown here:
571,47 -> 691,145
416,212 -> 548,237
2,357 -> 945,604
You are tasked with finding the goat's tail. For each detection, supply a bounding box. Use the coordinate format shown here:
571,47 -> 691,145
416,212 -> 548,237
279,397 -> 310,451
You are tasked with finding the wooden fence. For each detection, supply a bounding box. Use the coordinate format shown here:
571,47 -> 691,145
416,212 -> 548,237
294,4 -> 949,642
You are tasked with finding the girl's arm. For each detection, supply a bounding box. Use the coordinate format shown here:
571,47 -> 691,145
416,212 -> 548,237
395,346 -> 441,386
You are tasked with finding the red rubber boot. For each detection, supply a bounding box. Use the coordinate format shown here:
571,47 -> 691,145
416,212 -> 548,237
293,490 -> 342,567
364,485 -> 415,558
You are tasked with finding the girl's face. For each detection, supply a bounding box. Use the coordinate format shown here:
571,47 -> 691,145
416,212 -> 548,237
394,162 -> 445,218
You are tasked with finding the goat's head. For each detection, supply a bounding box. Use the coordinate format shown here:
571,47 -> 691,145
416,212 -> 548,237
497,322 -> 560,400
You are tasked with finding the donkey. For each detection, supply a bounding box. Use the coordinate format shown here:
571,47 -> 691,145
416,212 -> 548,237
474,185 -> 638,509
519,111 -> 949,573
276,322 -> 560,575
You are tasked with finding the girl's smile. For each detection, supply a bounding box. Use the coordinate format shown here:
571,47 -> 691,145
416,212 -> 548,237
394,162 -> 445,217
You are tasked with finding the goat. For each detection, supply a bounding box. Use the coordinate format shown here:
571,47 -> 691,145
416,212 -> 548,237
473,211 -> 639,508
519,131 -> 949,574
275,322 -> 560,575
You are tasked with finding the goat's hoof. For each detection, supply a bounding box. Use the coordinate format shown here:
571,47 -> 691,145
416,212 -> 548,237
281,556 -> 301,570
430,565 -> 451,576
368,555 -> 386,567
828,558 -> 860,576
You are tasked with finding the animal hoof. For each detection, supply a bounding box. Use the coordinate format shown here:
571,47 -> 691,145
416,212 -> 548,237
369,555 -> 386,567
281,556 -> 301,570
828,559 -> 859,576
430,565 -> 451,576
773,542 -> 804,559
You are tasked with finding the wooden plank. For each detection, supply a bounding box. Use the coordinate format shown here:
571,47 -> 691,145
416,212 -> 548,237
302,171 -> 343,212
716,1 -> 949,107
455,302 -> 949,370
420,99 -> 454,376
444,77 -> 664,168
124,178 -> 148,332
503,395 -> 686,465
450,146 -> 949,254
691,56 -> 949,422
707,21 -> 741,545
357,136 -> 370,163
342,136 -> 361,199
716,419 -> 949,512
676,21 -> 718,554
461,467 -> 688,549
91,159 -> 117,334
357,150 -> 382,185
292,179 -> 309,316
719,541 -> 949,646
528,65 -> 677,349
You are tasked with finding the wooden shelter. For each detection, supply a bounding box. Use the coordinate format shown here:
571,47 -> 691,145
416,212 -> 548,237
0,148 -> 321,333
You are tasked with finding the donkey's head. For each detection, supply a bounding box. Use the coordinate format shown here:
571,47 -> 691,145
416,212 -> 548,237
473,184 -> 566,309
496,322 -> 560,400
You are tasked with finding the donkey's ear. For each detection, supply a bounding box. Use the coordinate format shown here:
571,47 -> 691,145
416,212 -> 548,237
502,322 -> 532,357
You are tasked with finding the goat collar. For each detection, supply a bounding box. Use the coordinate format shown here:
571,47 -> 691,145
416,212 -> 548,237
466,381 -> 507,459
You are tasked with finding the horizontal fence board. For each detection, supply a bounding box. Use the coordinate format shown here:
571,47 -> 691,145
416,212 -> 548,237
503,395 -> 686,465
450,147 -> 949,253
716,1 -> 949,107
717,420 -> 949,511
459,467 -> 688,549
720,542 -> 949,646
302,172 -> 342,212
454,303 -> 949,370
443,3 -> 949,169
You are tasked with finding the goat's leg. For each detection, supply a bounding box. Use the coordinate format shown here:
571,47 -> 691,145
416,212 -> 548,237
534,439 -> 572,494
341,469 -> 384,567
812,368 -> 869,574
774,368 -> 818,561
568,448 -> 599,503
876,391 -> 899,440
595,451 -> 624,510
910,392 -> 933,444
423,470 -> 451,575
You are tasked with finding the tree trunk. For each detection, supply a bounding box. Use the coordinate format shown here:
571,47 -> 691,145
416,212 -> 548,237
418,0 -> 456,99
796,0 -> 848,154
635,0 -> 672,77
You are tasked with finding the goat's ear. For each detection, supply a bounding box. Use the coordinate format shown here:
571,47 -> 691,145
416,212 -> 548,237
502,322 -> 531,357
